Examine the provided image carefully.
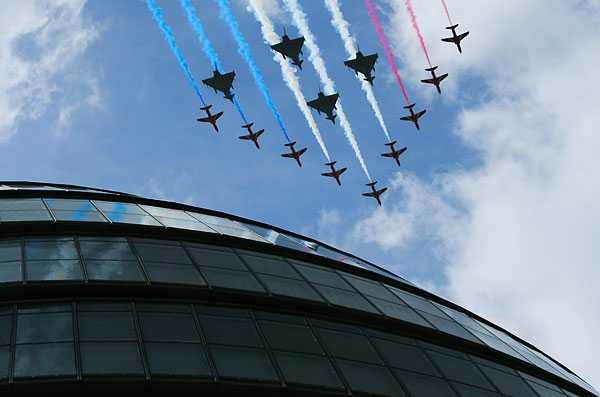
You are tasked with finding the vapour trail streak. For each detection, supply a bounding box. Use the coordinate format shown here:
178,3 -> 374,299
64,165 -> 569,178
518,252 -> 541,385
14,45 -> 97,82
179,0 -> 247,123
440,0 -> 453,25
283,0 -> 371,181
215,0 -> 290,142
145,0 -> 206,106
405,0 -> 432,67
364,0 -> 409,104
248,0 -> 330,160
324,0 -> 390,142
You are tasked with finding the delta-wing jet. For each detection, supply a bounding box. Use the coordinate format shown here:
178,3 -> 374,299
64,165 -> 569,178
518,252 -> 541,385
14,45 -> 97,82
307,91 -> 339,124
271,30 -> 305,70
344,50 -> 378,85
202,68 -> 236,103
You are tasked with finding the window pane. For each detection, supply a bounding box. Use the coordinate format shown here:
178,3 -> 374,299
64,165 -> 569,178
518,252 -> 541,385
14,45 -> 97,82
85,260 -> 144,281
44,199 -> 107,222
134,242 -> 191,264
14,343 -> 75,377
429,351 -> 494,390
17,312 -> 73,343
313,285 -> 378,313
258,274 -> 323,302
337,359 -> 406,396
373,338 -> 439,376
0,261 -> 22,282
259,321 -> 323,354
436,305 -> 495,336
292,262 -> 352,290
25,239 -> 78,260
341,273 -> 399,302
94,201 -> 161,226
452,383 -> 501,397
136,303 -> 190,313
140,205 -> 215,232
391,288 -> 448,317
420,312 -> 483,344
318,328 -> 381,364
77,301 -> 131,312
524,380 -> 566,397
18,303 -> 70,313
239,223 -> 312,251
478,365 -> 535,397
0,346 -> 8,377
368,297 -> 432,327
78,312 -> 136,341
396,370 -> 458,397
188,247 -> 247,271
200,316 -> 262,347
188,213 -> 267,242
80,240 -> 136,261
201,267 -> 265,293
144,262 -> 205,285
146,342 -> 210,376
0,199 -> 52,222
239,252 -> 299,279
275,351 -> 342,388
81,342 -> 143,375
210,345 -> 277,381
26,260 -> 83,281
0,316 -> 11,345
0,240 -> 21,261
139,313 -> 200,342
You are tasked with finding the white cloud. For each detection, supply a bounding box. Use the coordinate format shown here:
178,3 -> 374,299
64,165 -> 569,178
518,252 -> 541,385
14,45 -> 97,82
0,0 -> 100,141
354,0 -> 600,390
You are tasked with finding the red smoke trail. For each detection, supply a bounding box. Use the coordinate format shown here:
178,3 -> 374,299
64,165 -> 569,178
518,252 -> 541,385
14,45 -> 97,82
365,0 -> 410,104
440,0 -> 453,25
405,0 -> 432,67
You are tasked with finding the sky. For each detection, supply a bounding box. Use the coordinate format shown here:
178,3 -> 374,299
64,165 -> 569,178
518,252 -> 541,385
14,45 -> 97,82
1,0 -> 599,389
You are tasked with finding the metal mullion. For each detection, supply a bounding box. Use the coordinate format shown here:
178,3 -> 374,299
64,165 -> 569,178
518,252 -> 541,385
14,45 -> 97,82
72,301 -> 82,381
184,211 -> 221,234
20,236 -> 26,285
230,219 -> 274,245
126,237 -> 151,285
136,205 -> 167,228
8,304 -> 17,384
284,258 -> 331,306
419,345 -> 464,397
190,304 -> 219,383
305,317 -> 352,396
89,200 -> 112,224
73,236 -> 89,283
41,198 -> 57,223
230,248 -> 273,296
248,310 -> 286,388
331,269 -> 385,317
130,301 -> 150,381
179,242 -> 212,289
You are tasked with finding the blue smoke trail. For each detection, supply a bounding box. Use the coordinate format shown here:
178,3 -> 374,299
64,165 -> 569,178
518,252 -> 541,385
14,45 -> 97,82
144,0 -> 206,106
179,0 -> 247,123
216,0 -> 291,142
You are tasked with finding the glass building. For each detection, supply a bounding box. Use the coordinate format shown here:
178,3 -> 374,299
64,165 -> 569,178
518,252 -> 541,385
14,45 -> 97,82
0,181 -> 596,396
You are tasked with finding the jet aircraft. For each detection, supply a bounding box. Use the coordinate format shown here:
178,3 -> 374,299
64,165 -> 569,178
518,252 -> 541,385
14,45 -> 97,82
307,91 -> 339,124
344,50 -> 378,85
362,181 -> 387,206
238,123 -> 264,149
202,68 -> 236,103
281,142 -> 307,167
321,161 -> 346,186
271,29 -> 305,70
380,141 -> 407,167
400,103 -> 426,131
196,105 -> 223,132
441,24 -> 469,53
421,66 -> 448,94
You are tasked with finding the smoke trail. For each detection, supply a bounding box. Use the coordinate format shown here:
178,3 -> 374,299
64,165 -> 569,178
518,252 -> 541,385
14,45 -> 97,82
440,0 -> 453,25
215,0 -> 290,142
179,0 -> 247,123
405,0 -> 432,67
324,0 -> 390,142
248,0 -> 330,161
145,0 -> 206,106
282,0 -> 371,181
365,0 -> 409,105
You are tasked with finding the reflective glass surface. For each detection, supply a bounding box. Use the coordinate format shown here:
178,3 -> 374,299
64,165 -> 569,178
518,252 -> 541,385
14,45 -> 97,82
80,342 -> 143,375
25,238 -> 83,281
44,199 -> 107,222
93,201 -> 162,226
0,199 -> 52,222
188,213 -> 267,242
14,343 -> 75,377
145,342 -> 210,376
140,205 -> 216,232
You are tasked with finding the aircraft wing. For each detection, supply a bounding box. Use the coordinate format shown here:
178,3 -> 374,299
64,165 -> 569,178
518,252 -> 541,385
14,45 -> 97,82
363,54 -> 378,69
381,152 -> 395,158
307,99 -> 322,113
457,32 -> 469,41
421,78 -> 435,84
441,37 -> 457,44
197,112 -> 222,123
344,58 -> 360,71
281,152 -> 295,158
415,109 -> 426,119
399,114 -> 413,121
202,77 -> 218,92
296,148 -> 307,156
239,134 -> 253,141
362,192 -> 375,197
326,94 -> 339,110
321,171 -> 334,177
222,72 -> 235,87
288,37 -> 305,54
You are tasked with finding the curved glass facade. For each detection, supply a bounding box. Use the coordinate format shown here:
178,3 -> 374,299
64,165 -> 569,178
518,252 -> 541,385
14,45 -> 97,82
0,182 -> 595,396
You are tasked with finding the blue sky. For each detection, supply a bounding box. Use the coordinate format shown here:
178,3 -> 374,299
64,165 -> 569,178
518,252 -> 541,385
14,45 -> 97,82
1,0 -> 599,388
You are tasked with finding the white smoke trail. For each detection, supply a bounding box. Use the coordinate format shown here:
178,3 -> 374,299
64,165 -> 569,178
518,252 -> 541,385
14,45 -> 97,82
248,0 -> 330,161
282,0 -> 371,181
324,0 -> 391,142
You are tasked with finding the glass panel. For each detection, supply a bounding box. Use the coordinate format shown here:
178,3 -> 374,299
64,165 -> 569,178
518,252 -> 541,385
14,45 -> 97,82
194,305 -> 249,318
291,262 -> 353,290
140,205 -> 216,232
254,311 -> 306,325
0,316 -> 12,345
134,242 -> 191,264
139,313 -> 200,342
258,274 -> 323,302
79,240 -> 137,261
390,288 -> 448,317
77,301 -> 131,312
25,239 -> 78,260
201,267 -> 265,292
187,247 -> 247,271
80,342 -> 143,375
239,252 -> 300,279
17,312 -> 73,343
429,351 -> 494,390
341,273 -> 399,302
420,312 -> 483,344
259,321 -> 323,354
451,383 -> 501,397
317,328 -> 382,364
373,338 -> 439,376
44,199 -> 107,222
313,285 -> 379,313
469,330 -> 527,361
524,380 -> 567,397
26,260 -> 83,281
478,365 -> 535,397
274,351 -> 343,388
435,304 -> 495,336
18,302 -> 71,313
0,261 -> 22,282
0,199 -> 52,222
136,303 -> 190,313
85,260 -> 144,281
367,297 -> 432,327
210,345 -> 278,381
78,311 -> 136,341
366,329 -> 417,346
396,370 -> 458,397
146,342 -> 210,376
238,222 -> 312,251
188,213 -> 267,242
0,346 -> 8,378
14,343 -> 75,377
93,201 -> 162,226
200,316 -> 262,347
0,240 -> 21,261
144,262 -> 205,285
419,341 -> 468,359
336,359 -> 406,396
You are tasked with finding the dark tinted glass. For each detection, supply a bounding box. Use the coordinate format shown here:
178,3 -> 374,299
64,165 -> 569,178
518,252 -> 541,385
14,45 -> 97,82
0,316 -> 11,344
139,313 -> 199,341
18,302 -> 70,313
194,305 -> 248,318
25,239 -> 78,260
337,359 -> 406,396
79,240 -> 136,261
134,242 -> 191,264
254,311 -> 305,325
259,274 -> 323,301
275,351 -> 342,388
240,252 -> 300,278
0,240 -> 21,261
368,297 -> 432,327
259,321 -> 323,354
429,351 -> 494,390
144,262 -> 205,285
366,329 -> 417,346
341,273 -> 399,301
80,342 -> 143,374
26,260 -> 83,281
390,287 -> 448,316
200,316 -> 262,347
0,346 -> 8,377
78,311 -> 136,341
313,285 -> 378,313
292,262 -> 352,290
373,338 -> 439,376
478,365 -> 535,397
17,312 -> 73,343
397,370 -> 458,397
201,267 -> 265,292
188,247 -> 247,271
77,301 -> 131,311
0,261 -> 21,282
146,342 -> 210,376
136,303 -> 190,313
210,345 -> 277,381
421,312 -> 482,344
85,260 -> 145,281
317,328 -> 381,364
452,383 -> 501,397
523,379 -> 566,397
14,343 -> 75,377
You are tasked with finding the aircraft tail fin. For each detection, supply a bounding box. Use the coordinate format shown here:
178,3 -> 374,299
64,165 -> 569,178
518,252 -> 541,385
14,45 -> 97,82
325,161 -> 336,167
200,105 -> 212,111
366,182 -> 378,187
385,141 -> 397,147
242,123 -> 254,129
446,24 -> 459,30
403,103 -> 416,110
284,141 -> 296,147
425,66 -> 438,72
255,129 -> 265,138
